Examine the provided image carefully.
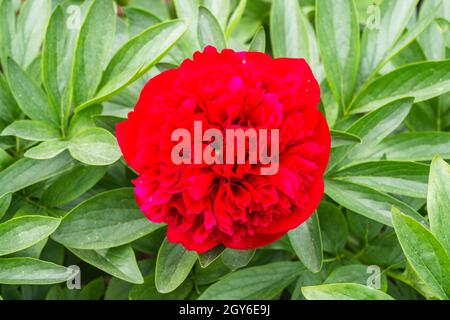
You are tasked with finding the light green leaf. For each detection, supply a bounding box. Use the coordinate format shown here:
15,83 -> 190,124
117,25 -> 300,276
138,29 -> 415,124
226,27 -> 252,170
316,0 -> 360,107
69,245 -> 144,284
52,188 -> 162,250
428,156 -> 450,254
325,265 -> 388,291
198,6 -> 226,50
174,0 -> 200,53
71,0 -> 116,107
392,208 -> 450,300
0,153 -> 74,198
222,249 -> 255,271
1,120 -> 60,141
369,132 -> 450,161
333,161 -> 430,198
225,0 -> 247,38
325,179 -> 425,226
331,130 -> 361,148
68,128 -> 121,166
349,60 -> 450,114
271,0 -> 310,60
124,7 -> 161,38
249,26 -> 266,52
359,0 -> 418,82
76,20 -> 186,113
0,258 -> 77,285
288,211 -> 323,273
24,140 -> 68,160
203,0 -> 231,29
302,283 -> 394,300
198,262 -> 304,300
0,216 -> 60,256
6,57 -> 58,125
155,239 -> 197,293
42,165 -> 107,207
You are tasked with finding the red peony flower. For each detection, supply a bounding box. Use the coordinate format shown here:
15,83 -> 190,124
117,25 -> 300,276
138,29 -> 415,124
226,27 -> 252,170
116,46 -> 331,253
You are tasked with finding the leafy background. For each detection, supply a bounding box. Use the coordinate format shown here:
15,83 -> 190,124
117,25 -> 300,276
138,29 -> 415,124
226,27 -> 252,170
0,0 -> 449,301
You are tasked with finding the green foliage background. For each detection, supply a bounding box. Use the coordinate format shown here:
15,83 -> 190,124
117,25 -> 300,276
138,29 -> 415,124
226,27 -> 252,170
0,0 -> 449,300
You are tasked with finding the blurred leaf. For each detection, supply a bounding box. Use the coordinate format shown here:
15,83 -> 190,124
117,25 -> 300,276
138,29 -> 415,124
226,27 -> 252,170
0,194 -> 11,220
68,128 -> 121,166
52,188 -> 161,250
317,0 -> 360,107
0,258 -> 77,285
0,216 -> 60,256
155,239 -> 197,293
203,0 -> 231,28
302,283 -> 394,300
392,208 -> 450,300
76,277 -> 105,300
198,262 -> 304,300
130,274 -> 192,300
226,0 -> 247,38
428,157 -> 450,254
288,212 -> 323,273
222,249 -> 255,271
349,60 -> 450,114
249,26 -> 266,52
69,245 -> 143,284
198,6 -> 226,50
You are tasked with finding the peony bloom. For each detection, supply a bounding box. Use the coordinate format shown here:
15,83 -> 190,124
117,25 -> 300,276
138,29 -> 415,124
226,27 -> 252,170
116,46 -> 331,253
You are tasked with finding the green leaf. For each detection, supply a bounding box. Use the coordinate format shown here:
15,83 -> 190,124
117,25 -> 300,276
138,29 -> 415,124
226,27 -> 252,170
42,165 -> 107,207
42,5 -> 77,123
222,249 -> 255,271
288,211 -> 323,273
0,194 -> 11,220
124,7 -> 161,37
0,216 -> 60,256
225,0 -> 247,38
198,246 -> 225,268
270,0 -> 310,60
333,161 -> 430,198
203,0 -> 231,29
331,130 -> 361,148
69,245 -> 144,284
392,208 -> 450,299
302,283 -> 394,300
198,6 -> 226,50
428,156 -> 450,254
325,264 -> 388,291
349,60 -> 450,114
76,277 -> 105,300
0,0 -> 15,67
174,0 -> 200,53
249,26 -> 266,52
52,188 -> 162,250
359,0 -> 418,82
369,132 -> 450,161
76,20 -> 186,113
318,202 -> 348,254
0,153 -> 74,198
68,128 -> 121,166
24,140 -> 68,160
1,120 -> 60,141
130,274 -> 193,300
325,179 -> 425,226
316,0 -> 360,107
0,74 -> 20,123
6,57 -> 58,126
0,258 -> 77,285
71,0 -> 116,107
198,262 -> 304,300
155,239 -> 197,293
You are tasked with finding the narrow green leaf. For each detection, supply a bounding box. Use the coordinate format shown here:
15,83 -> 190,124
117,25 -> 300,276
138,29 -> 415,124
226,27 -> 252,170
24,140 -> 68,160
225,0 -> 247,38
1,120 -> 60,141
249,26 -> 266,52
71,0 -> 116,107
198,262 -> 304,300
288,212 -> 323,273
222,249 -> 255,271
203,0 -> 231,29
68,128 -> 121,166
155,239 -> 197,293
69,245 -> 144,284
325,179 -> 425,226
0,194 -> 11,220
198,6 -> 226,50
333,161 -> 430,198
349,60 -> 450,114
392,208 -> 450,299
428,156 -> 450,254
0,216 -> 60,256
316,0 -> 360,107
331,130 -> 361,148
52,188 -> 162,250
0,258 -> 77,285
124,7 -> 161,38
6,57 -> 58,125
0,153 -> 74,198
0,74 -> 20,123
174,0 -> 200,53
302,283 -> 394,300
